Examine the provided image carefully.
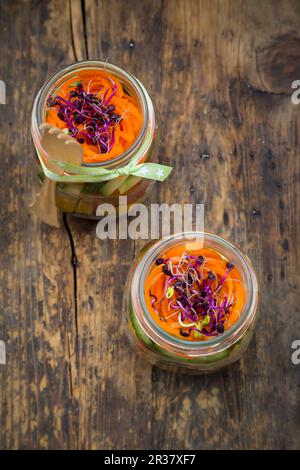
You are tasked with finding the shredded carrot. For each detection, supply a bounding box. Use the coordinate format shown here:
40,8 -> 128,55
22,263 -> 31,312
45,69 -> 143,164
144,245 -> 245,341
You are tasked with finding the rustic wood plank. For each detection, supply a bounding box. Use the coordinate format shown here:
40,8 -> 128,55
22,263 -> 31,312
0,0 -> 78,449
0,0 -> 299,450
69,0 -> 88,61
72,0 -> 300,449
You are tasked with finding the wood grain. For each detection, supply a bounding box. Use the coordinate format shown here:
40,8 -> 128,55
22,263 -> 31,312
0,0 -> 299,449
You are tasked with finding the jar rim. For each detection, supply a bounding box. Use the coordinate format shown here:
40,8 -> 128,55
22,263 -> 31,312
31,60 -> 150,169
131,232 -> 258,355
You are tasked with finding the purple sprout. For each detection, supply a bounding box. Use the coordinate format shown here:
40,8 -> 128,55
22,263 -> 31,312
152,253 -> 236,339
47,81 -> 122,154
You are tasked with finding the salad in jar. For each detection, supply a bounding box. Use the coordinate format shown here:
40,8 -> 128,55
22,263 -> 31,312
123,232 -> 258,373
31,61 -> 171,220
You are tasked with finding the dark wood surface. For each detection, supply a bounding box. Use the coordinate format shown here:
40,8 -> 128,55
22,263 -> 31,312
0,0 -> 300,450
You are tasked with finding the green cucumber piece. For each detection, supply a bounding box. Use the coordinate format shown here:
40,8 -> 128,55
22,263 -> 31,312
62,183 -> 83,196
75,199 -> 95,215
119,176 -> 142,195
55,194 -> 78,213
129,305 -> 153,347
99,176 -> 128,197
37,171 -> 45,184
193,349 -> 230,364
129,304 -> 232,366
81,182 -> 106,195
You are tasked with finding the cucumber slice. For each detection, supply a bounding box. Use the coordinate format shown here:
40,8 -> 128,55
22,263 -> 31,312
129,305 -> 153,347
129,304 -> 232,366
55,194 -> 78,213
75,199 -> 95,215
99,176 -> 128,197
81,182 -> 106,195
193,349 -> 230,364
37,171 -> 45,184
119,176 -> 142,195
62,183 -> 83,196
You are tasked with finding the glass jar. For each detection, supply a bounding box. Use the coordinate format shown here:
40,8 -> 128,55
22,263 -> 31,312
31,60 -> 159,219
123,232 -> 259,373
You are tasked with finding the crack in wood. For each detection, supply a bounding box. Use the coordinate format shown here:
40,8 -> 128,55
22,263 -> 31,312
69,0 -> 89,61
69,0 -> 79,62
62,213 -> 79,447
63,213 -> 79,337
81,0 -> 89,59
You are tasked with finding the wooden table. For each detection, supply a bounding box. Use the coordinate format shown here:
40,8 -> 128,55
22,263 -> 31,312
0,0 -> 299,450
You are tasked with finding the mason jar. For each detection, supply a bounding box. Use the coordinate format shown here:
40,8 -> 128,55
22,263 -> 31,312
123,232 -> 259,373
31,60 -> 159,219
